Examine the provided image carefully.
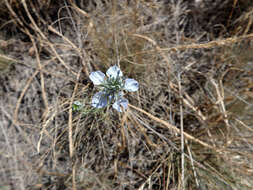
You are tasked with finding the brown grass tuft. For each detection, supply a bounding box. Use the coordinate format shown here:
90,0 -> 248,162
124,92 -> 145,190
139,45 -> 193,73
0,0 -> 253,189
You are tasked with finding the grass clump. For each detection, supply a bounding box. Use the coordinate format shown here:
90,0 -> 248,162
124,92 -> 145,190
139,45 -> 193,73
0,0 -> 253,189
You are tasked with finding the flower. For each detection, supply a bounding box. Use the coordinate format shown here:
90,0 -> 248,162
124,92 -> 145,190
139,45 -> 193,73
89,65 -> 139,112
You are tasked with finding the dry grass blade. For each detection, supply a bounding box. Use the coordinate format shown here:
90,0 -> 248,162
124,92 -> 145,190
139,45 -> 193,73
21,0 -> 46,39
210,77 -> 229,127
13,70 -> 40,124
1,0 -> 253,189
68,71 -> 81,158
132,34 -> 207,121
162,33 -> 253,51
0,53 -> 20,70
37,108 -> 56,153
21,0 -> 78,76
129,104 -> 217,150
178,74 -> 185,190
186,143 -> 199,188
30,35 -> 49,116
68,0 -> 90,18
13,59 -> 51,124
48,25 -> 91,76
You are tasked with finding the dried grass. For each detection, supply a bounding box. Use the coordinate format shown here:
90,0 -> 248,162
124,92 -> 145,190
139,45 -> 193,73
0,0 -> 253,189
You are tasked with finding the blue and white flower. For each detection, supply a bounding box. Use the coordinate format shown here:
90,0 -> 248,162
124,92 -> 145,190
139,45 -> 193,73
89,65 -> 139,112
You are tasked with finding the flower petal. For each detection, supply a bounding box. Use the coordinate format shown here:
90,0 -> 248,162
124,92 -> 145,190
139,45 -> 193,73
89,71 -> 105,85
117,91 -> 124,98
113,97 -> 128,112
91,91 -> 108,108
106,65 -> 123,79
124,78 -> 139,92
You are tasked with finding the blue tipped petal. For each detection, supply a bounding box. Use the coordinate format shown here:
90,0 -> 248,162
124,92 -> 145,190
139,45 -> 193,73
124,78 -> 139,92
89,71 -> 105,85
91,91 -> 108,108
106,65 -> 123,79
113,98 -> 128,112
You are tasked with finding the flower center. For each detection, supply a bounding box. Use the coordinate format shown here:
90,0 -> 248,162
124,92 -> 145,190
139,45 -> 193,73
103,76 -> 123,95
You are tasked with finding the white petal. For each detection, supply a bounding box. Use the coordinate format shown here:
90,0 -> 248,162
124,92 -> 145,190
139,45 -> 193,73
89,71 -> 105,85
124,78 -> 139,92
113,98 -> 128,112
106,65 -> 123,78
91,91 -> 108,108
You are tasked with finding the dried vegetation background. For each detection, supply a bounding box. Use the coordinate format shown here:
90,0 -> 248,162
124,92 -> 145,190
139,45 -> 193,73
0,0 -> 253,189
